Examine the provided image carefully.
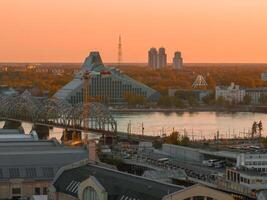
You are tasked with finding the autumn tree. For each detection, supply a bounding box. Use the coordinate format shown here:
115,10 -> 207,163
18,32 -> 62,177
258,121 -> 263,138
123,92 -> 147,107
252,121 -> 258,138
165,131 -> 181,145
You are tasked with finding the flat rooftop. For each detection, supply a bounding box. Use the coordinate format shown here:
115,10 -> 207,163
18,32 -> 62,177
0,139 -> 88,181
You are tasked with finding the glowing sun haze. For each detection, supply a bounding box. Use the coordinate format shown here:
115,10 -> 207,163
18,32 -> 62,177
1,0 -> 267,63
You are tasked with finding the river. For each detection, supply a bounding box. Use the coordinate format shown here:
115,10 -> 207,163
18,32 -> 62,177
1,111 -> 266,140
113,111 -> 267,139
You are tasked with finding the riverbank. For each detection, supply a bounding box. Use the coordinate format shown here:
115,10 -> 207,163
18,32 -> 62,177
110,105 -> 266,113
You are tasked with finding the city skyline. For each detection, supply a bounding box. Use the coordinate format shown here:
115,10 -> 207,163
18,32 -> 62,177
1,0 -> 267,63
1,2 -> 267,199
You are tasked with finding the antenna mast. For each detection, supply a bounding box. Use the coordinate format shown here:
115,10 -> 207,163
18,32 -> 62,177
118,35 -> 122,65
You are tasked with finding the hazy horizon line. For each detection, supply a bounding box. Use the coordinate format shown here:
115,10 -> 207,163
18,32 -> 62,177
2,62 -> 267,65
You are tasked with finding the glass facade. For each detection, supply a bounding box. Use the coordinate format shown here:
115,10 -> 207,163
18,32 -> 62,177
54,52 -> 160,105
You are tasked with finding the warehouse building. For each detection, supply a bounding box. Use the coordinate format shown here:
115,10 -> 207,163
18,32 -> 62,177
0,137 -> 88,199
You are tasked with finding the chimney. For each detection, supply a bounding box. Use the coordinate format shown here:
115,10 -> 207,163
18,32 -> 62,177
88,140 -> 96,162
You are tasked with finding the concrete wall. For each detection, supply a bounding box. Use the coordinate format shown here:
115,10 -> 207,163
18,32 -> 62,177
162,144 -> 203,163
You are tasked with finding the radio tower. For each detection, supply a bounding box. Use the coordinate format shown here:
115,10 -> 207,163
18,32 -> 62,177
118,35 -> 122,65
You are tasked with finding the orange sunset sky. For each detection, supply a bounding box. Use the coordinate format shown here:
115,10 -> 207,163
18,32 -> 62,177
1,0 -> 267,63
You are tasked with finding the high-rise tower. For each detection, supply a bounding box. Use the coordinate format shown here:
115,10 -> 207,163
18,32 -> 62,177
157,47 -> 167,68
118,35 -> 122,65
148,48 -> 158,69
173,51 -> 183,69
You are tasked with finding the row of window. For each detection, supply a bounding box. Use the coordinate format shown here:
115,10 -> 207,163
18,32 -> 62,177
240,177 -> 250,184
227,170 -> 240,183
0,167 -> 54,178
248,167 -> 267,172
227,169 -> 266,185
246,154 -> 267,159
245,161 -> 267,166
12,187 -> 48,198
69,77 -> 149,104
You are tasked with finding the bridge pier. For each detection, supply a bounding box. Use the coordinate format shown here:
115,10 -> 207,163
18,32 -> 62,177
32,124 -> 50,139
61,129 -> 82,144
101,133 -> 116,145
3,120 -> 22,129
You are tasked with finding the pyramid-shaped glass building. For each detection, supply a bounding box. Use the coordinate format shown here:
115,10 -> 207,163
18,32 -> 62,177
54,52 -> 160,105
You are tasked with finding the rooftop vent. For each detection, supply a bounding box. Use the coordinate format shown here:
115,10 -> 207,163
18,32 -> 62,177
66,180 -> 80,194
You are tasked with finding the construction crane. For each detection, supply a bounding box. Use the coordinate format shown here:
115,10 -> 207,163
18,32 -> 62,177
62,71 -> 92,145
82,70 -> 112,133
83,70 -> 91,132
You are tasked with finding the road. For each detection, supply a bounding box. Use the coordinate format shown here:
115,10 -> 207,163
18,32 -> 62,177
133,150 -> 222,184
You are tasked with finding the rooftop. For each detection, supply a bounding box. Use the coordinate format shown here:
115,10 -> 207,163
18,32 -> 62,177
54,163 -> 183,200
0,139 -> 88,181
0,129 -> 38,142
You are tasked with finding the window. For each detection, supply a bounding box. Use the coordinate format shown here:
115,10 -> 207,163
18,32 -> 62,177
193,197 -> 205,200
9,168 -> 20,178
12,188 -> 21,195
26,168 -> 37,178
43,187 -> 48,195
34,187 -> 41,195
83,187 -> 98,200
42,167 -> 54,178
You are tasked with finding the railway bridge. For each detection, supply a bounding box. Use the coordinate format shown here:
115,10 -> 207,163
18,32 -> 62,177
0,91 -> 117,139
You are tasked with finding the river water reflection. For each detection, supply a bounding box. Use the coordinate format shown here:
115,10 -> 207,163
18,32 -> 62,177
1,111 -> 266,140
113,111 -> 267,139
